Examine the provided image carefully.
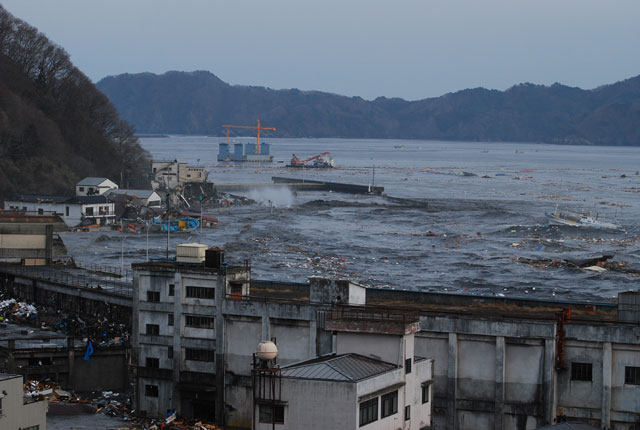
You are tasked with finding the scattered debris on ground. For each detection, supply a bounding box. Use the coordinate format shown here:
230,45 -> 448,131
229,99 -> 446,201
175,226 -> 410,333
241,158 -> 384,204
0,298 -> 38,322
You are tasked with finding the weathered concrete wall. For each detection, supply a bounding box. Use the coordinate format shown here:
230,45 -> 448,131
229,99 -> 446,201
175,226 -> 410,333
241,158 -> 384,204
71,348 -> 128,391
270,318 -> 311,367
504,343 -> 543,405
457,338 -> 496,401
336,332 -> 402,366
255,379 -> 356,430
225,316 -> 262,375
138,376 -> 173,417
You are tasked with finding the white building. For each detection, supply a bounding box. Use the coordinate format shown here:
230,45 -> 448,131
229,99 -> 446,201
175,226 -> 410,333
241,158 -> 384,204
0,374 -> 47,430
4,195 -> 116,227
254,353 -> 433,430
106,189 -> 162,207
151,160 -> 207,190
75,177 -> 118,196
254,310 -> 433,430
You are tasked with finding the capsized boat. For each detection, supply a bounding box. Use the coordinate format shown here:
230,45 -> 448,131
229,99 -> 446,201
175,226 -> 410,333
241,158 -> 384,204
151,216 -> 200,233
545,207 -> 623,231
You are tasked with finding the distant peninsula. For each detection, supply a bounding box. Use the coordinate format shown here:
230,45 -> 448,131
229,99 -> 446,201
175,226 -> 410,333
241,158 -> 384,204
97,71 -> 640,146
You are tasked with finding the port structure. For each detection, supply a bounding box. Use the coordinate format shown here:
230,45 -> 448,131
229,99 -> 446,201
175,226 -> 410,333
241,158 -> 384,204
222,120 -> 276,155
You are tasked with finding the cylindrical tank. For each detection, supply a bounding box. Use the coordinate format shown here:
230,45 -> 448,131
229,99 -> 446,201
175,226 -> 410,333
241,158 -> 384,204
256,340 -> 278,361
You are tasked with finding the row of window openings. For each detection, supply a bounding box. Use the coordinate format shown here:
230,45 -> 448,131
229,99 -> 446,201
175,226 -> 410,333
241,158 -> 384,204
571,363 -> 640,385
359,385 -> 429,427
147,285 -> 214,302
145,347 -> 213,368
145,315 -> 215,334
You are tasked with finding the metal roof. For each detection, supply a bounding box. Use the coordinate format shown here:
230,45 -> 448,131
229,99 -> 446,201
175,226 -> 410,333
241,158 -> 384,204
76,177 -> 113,186
7,194 -> 72,204
107,189 -> 158,199
6,195 -> 111,205
281,353 -> 397,382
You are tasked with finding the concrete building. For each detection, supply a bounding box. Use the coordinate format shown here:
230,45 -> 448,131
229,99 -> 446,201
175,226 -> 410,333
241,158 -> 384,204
151,160 -> 207,191
0,373 -> 47,430
0,212 -> 67,264
132,252 -> 370,426
3,195 -> 116,227
75,177 -> 118,196
106,189 -> 162,207
253,310 -> 434,430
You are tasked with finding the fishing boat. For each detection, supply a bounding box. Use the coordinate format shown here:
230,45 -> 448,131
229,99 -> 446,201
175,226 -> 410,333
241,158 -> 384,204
545,206 -> 623,231
151,216 -> 200,233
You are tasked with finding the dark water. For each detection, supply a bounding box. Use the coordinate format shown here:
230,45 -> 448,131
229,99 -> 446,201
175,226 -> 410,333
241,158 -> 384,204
62,137 -> 640,301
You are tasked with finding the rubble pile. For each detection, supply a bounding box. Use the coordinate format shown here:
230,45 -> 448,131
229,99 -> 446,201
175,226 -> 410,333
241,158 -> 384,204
0,298 -> 38,322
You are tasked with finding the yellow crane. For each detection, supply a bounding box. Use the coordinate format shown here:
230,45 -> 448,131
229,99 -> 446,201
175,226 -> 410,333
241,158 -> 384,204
221,120 -> 276,154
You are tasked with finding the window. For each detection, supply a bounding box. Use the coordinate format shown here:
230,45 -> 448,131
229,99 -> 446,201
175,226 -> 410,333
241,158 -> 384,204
185,348 -> 214,362
168,346 -> 173,359
146,324 -> 159,336
381,390 -> 398,418
186,286 -> 215,299
259,404 -> 284,424
359,398 -> 378,426
185,315 -> 215,329
571,362 -> 592,381
65,206 -> 70,216
86,207 -> 94,216
168,313 -> 174,326
147,291 -> 160,302
145,357 -> 159,368
422,382 -> 431,404
168,284 -> 175,296
405,405 -> 411,421
145,384 -> 159,397
79,187 -> 85,192
405,358 -> 412,374
625,366 -> 640,385
37,208 -> 43,215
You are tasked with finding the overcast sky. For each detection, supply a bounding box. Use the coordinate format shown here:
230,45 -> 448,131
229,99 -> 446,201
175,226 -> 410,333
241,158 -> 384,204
3,0 -> 640,100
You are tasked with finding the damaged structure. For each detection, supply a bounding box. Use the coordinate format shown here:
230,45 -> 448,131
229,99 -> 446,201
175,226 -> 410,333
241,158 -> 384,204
129,247 -> 640,430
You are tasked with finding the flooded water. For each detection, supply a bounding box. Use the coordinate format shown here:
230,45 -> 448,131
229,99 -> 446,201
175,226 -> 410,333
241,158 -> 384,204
62,137 -> 640,301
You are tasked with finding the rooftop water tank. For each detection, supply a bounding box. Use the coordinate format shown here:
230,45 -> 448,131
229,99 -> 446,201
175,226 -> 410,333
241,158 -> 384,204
256,340 -> 278,361
176,243 -> 208,263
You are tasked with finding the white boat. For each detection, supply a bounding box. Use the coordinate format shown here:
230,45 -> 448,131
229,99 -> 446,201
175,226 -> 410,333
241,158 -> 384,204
545,206 -> 623,231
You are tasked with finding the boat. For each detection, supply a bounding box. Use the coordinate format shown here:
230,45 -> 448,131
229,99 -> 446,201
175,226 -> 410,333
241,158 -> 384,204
151,216 -> 200,233
287,152 -> 335,168
545,206 -> 623,231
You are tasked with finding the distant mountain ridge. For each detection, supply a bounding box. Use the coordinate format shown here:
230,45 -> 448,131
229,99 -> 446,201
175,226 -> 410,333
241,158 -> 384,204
97,71 -> 640,145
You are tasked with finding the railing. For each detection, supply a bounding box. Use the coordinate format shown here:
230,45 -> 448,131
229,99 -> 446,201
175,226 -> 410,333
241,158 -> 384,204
0,263 -> 134,297
324,305 -> 419,325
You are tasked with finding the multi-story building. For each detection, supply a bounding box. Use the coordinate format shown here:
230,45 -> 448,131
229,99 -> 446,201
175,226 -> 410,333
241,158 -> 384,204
151,160 -> 207,191
131,247 -> 640,430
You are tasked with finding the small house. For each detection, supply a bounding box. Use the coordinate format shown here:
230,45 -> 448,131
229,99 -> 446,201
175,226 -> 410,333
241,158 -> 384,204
4,194 -> 116,227
76,177 -> 119,196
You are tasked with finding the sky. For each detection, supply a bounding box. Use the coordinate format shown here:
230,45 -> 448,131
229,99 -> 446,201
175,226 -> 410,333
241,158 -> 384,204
2,0 -> 640,101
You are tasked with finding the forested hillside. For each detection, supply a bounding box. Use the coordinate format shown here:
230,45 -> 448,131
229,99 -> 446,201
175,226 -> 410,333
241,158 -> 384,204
98,71 -> 640,146
0,6 -> 149,201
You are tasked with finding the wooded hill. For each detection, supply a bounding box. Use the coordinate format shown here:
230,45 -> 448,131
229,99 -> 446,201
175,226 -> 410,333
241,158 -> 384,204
97,70 -> 640,146
0,6 -> 149,202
